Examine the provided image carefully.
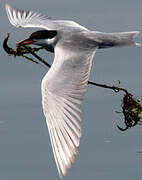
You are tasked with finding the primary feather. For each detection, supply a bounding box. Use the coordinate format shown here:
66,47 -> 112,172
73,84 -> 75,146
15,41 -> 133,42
5,4 -> 87,31
5,3 -> 140,177
41,45 -> 97,176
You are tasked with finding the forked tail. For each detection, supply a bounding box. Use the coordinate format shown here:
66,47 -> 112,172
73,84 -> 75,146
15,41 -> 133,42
93,31 -> 141,48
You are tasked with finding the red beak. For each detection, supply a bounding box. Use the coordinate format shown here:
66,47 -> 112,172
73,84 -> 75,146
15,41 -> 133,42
17,38 -> 35,47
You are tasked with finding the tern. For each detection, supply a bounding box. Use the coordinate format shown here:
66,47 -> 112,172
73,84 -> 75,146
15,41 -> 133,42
5,4 -> 140,177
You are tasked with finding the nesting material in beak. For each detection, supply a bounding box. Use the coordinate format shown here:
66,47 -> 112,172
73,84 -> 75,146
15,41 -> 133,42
17,38 -> 35,46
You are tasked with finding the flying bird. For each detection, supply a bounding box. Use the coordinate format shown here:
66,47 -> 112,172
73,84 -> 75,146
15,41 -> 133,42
5,4 -> 140,177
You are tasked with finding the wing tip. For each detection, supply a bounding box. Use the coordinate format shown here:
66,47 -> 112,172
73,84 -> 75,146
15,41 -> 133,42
5,3 -> 14,26
5,3 -> 18,27
135,42 -> 141,47
131,31 -> 141,47
132,31 -> 140,37
5,3 -> 13,14
5,3 -> 11,14
57,146 -> 79,178
5,3 -> 10,9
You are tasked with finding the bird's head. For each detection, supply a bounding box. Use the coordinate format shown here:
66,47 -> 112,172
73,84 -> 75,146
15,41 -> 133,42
17,30 -> 57,51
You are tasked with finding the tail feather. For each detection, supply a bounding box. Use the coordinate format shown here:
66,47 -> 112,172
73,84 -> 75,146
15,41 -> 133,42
93,31 -> 141,48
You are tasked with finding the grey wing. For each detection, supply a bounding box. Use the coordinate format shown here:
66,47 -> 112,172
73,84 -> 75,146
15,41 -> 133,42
41,47 -> 97,177
5,4 -> 87,31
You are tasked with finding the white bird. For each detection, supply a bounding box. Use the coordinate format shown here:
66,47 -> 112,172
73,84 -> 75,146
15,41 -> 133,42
5,4 -> 140,177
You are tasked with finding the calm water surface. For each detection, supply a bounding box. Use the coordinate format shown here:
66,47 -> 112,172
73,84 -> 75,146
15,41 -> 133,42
0,0 -> 142,179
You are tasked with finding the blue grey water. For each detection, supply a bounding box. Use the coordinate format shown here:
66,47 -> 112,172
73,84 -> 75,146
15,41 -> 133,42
0,0 -> 142,179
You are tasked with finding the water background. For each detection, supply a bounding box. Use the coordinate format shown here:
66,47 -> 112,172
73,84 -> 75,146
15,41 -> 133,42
0,0 -> 142,179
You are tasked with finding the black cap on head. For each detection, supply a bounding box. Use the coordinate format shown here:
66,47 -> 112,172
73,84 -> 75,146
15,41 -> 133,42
29,30 -> 57,40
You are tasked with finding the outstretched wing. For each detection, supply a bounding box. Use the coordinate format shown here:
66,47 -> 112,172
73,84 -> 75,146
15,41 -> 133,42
6,4 -> 87,31
41,45 -> 97,177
